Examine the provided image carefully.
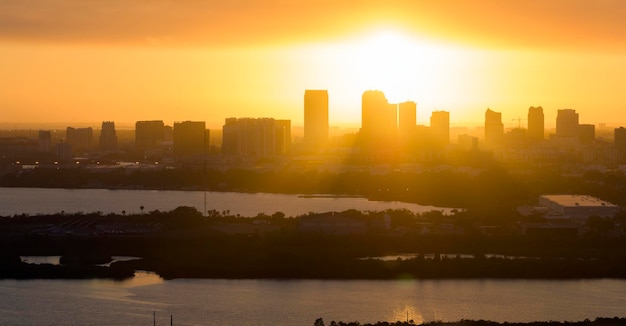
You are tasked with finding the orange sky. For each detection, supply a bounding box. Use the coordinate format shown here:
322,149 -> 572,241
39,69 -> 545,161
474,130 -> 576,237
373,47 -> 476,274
1,0 -> 626,129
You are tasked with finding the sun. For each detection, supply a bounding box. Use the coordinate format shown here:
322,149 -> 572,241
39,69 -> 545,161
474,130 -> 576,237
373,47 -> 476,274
293,27 -> 481,124
342,28 -> 455,104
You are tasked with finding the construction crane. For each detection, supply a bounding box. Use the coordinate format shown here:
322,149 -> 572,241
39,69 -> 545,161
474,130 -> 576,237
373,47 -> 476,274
512,117 -> 526,129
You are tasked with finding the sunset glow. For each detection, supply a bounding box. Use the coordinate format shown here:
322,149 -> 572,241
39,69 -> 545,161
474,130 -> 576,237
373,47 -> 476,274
1,1 -> 626,128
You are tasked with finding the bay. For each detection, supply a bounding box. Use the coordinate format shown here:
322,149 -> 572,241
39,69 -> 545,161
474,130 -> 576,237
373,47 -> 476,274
0,187 -> 449,217
0,273 -> 625,325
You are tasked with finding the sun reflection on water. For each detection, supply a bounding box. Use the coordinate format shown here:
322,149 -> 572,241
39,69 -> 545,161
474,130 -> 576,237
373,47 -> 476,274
391,305 -> 423,324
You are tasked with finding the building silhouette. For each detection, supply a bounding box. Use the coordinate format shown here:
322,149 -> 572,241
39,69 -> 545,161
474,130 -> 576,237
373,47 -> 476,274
398,101 -> 417,137
99,121 -> 118,151
578,124 -> 595,144
38,130 -> 52,153
135,120 -> 165,151
615,127 -> 626,161
430,111 -> 450,149
398,101 -> 417,154
484,108 -> 504,148
556,109 -> 579,138
303,90 -> 329,151
173,121 -> 208,157
66,127 -> 93,154
222,118 -> 291,157
360,90 -> 398,158
527,106 -> 544,142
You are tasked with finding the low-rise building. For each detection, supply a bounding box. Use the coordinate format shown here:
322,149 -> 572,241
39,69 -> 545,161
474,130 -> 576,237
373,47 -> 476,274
539,195 -> 619,220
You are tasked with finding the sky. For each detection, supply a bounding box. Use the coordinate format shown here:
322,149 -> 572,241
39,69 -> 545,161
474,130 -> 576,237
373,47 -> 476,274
1,0 -> 626,129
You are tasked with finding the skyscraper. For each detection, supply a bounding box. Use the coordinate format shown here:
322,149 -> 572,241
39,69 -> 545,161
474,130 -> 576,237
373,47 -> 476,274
38,130 -> 52,153
173,121 -> 208,156
135,120 -> 165,150
578,124 -> 595,144
66,127 -> 93,153
615,127 -> 626,162
398,101 -> 417,137
361,90 -> 398,157
556,109 -> 579,138
99,121 -> 118,151
303,90 -> 329,151
616,127 -> 626,151
527,106 -> 544,142
430,111 -> 450,149
222,118 -> 291,157
484,108 -> 504,148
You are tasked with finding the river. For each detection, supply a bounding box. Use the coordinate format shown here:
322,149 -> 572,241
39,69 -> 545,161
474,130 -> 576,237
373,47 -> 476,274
0,272 -> 625,325
0,187 -> 450,217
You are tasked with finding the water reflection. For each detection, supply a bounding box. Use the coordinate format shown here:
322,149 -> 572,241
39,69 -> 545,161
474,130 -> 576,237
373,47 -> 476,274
391,305 -> 423,324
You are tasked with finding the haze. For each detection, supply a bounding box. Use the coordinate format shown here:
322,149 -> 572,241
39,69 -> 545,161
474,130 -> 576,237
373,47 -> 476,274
1,0 -> 625,129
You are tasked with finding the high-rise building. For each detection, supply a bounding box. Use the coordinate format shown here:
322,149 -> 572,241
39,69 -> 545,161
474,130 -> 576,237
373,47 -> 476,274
556,109 -> 579,138
616,127 -> 626,150
578,124 -> 595,144
66,127 -> 93,153
38,130 -> 52,153
430,111 -> 450,149
222,118 -> 291,157
99,121 -> 118,151
173,121 -> 208,156
135,120 -> 165,150
398,101 -> 417,137
275,119 -> 291,155
303,90 -> 329,150
484,108 -> 504,148
527,106 -> 544,142
360,90 -> 398,157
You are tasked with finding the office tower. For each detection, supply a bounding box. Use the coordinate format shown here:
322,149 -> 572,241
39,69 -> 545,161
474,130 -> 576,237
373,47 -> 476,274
484,108 -> 504,148
578,124 -> 595,144
362,90 -> 397,135
430,111 -> 450,149
303,90 -> 329,150
66,127 -> 93,153
99,121 -> 118,151
173,121 -> 208,156
527,106 -> 544,142
398,101 -> 417,136
135,120 -> 165,150
616,127 -> 626,151
222,118 -> 291,157
361,90 -> 398,156
556,109 -> 579,138
38,130 -> 52,152
275,119 -> 291,155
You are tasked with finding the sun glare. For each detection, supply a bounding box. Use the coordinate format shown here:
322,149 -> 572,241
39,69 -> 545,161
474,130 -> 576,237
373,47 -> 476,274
297,27 -> 480,123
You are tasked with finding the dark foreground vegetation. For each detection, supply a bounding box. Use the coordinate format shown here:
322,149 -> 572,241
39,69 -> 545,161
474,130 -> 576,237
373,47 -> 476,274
311,318 -> 626,326
1,206 -> 626,280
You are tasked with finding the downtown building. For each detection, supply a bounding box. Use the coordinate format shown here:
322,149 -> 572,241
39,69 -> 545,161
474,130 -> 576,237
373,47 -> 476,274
527,106 -> 545,142
173,121 -> 209,157
303,90 -> 329,152
360,90 -> 398,159
430,111 -> 450,150
99,121 -> 118,151
484,108 -> 504,149
135,120 -> 165,150
222,118 -> 291,157
66,127 -> 93,154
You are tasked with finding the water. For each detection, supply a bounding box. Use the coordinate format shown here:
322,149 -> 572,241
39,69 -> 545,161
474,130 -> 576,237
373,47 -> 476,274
0,187 -> 450,217
0,273 -> 624,325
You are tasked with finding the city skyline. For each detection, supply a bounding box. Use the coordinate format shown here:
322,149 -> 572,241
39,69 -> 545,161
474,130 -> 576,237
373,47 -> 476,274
1,1 -> 626,128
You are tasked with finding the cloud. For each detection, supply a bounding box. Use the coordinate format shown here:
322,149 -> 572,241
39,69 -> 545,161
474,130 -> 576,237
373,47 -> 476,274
0,0 -> 625,51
